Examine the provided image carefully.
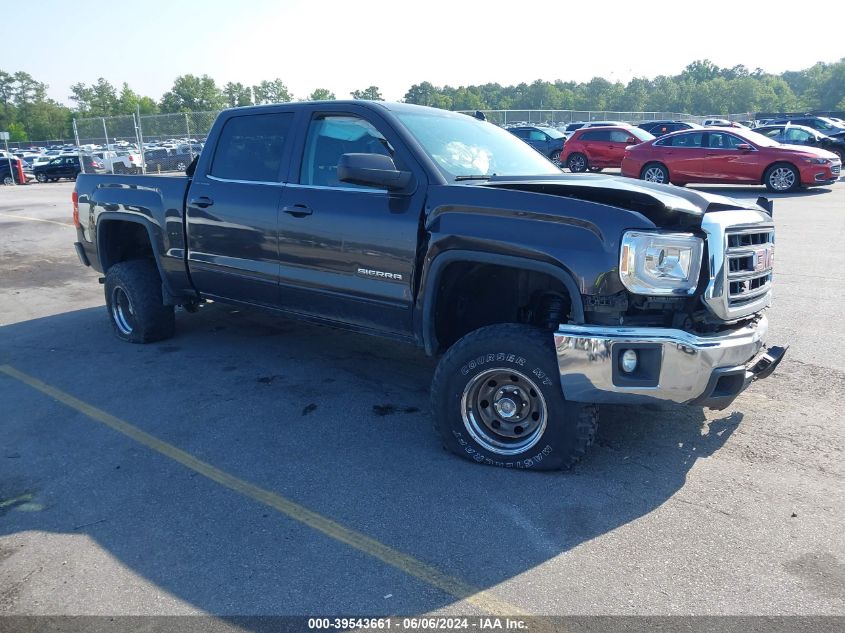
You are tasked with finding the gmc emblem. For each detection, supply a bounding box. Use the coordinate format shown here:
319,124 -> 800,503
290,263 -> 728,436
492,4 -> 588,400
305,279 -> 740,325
753,246 -> 774,272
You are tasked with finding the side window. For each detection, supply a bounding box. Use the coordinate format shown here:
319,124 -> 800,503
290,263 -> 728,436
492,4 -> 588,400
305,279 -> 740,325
609,130 -> 633,143
580,130 -> 610,141
670,133 -> 704,148
527,130 -> 547,141
210,112 -> 293,182
724,134 -> 750,148
784,128 -> 811,142
759,128 -> 782,139
512,129 -> 531,139
300,115 -> 394,188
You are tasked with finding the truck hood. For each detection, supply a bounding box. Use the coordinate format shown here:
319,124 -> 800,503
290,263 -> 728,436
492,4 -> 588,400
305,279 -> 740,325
478,173 -> 767,225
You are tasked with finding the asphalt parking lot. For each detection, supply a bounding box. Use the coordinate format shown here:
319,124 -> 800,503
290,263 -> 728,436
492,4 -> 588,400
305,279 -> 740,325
1,177 -> 844,620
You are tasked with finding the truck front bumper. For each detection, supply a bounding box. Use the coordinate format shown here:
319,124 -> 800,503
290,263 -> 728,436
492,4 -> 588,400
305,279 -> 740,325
553,315 -> 785,410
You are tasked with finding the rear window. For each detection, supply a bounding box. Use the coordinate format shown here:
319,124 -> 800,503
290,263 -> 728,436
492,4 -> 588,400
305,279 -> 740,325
211,112 -> 293,182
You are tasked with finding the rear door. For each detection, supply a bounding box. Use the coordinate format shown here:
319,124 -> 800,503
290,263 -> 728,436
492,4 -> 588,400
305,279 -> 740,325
656,131 -> 704,181
275,106 -> 426,338
185,109 -> 296,306
580,129 -> 613,166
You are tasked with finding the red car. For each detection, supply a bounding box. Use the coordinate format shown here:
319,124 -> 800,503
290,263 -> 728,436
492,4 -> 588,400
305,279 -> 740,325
562,126 -> 654,172
621,127 -> 841,192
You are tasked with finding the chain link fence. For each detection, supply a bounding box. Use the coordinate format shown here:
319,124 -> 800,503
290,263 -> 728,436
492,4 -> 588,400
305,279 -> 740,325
9,107 -> 759,174
70,110 -> 221,174
457,110 -> 756,126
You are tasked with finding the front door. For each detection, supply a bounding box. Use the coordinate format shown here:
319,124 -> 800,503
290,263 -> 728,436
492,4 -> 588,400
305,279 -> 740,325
185,110 -> 296,306
701,132 -> 760,183
276,109 -> 425,338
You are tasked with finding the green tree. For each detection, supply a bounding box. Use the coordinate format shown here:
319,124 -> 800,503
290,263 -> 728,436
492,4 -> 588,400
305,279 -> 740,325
8,121 -> 27,141
350,85 -> 383,100
252,79 -> 292,104
308,88 -> 335,101
223,82 -> 253,107
160,74 -> 225,113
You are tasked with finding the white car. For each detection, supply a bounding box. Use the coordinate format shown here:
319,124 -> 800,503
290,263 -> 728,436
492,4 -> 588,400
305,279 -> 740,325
93,150 -> 144,174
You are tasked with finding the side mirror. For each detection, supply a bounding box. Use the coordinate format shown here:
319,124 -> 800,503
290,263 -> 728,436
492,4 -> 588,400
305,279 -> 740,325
337,153 -> 412,192
736,143 -> 753,151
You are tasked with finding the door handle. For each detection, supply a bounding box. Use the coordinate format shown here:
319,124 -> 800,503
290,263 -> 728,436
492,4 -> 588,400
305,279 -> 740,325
190,196 -> 214,208
282,204 -> 313,218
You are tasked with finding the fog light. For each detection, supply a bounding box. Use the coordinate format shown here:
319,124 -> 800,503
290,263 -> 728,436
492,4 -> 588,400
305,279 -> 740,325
621,349 -> 638,373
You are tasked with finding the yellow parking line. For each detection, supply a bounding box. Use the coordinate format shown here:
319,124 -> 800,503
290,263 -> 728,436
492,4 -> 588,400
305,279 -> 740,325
0,212 -> 73,227
0,363 -> 523,616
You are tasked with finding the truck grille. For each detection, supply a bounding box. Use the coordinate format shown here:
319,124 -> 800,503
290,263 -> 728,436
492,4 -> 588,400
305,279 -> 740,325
726,229 -> 774,309
701,211 -> 775,321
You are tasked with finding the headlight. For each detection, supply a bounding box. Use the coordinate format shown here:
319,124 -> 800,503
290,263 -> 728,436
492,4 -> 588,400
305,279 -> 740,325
805,158 -> 830,165
619,231 -> 703,295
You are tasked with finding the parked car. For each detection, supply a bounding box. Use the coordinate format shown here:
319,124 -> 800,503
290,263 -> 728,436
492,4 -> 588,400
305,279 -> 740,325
0,158 -> 27,185
638,120 -> 702,137
143,147 -> 194,172
767,116 -> 845,134
93,150 -> 144,174
72,101 -> 785,470
702,118 -> 732,127
562,126 -> 654,172
621,127 -> 841,192
507,125 -> 566,164
754,124 -> 845,163
581,120 -> 628,128
34,155 -> 104,182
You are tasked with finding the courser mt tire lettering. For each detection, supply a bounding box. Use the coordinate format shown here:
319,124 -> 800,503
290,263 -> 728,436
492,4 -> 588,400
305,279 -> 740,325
431,324 -> 597,470
104,259 -> 175,343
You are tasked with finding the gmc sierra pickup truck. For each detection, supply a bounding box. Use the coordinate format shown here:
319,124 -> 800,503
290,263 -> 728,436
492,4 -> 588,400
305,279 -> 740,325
72,101 -> 786,470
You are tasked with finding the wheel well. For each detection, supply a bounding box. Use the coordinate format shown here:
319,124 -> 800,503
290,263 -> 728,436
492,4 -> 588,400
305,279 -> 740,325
641,161 -> 667,176
432,262 -> 572,352
761,161 -> 797,184
98,220 -> 154,272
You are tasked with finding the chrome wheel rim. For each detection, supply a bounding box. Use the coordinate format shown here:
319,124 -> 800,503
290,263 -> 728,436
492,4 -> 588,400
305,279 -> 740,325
769,167 -> 795,191
550,151 -> 561,164
176,162 -> 187,171
643,166 -> 666,183
36,173 -> 46,182
3,176 -> 12,186
111,287 -> 136,335
461,368 -> 548,456
569,155 -> 585,171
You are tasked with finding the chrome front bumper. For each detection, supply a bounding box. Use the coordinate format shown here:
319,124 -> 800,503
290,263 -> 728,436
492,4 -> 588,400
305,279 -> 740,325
553,315 -> 784,410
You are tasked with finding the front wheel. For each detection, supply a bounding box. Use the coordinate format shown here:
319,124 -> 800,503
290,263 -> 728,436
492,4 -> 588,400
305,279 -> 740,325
567,153 -> 588,173
431,324 -> 597,470
35,172 -> 47,183
764,163 -> 799,192
2,175 -> 13,186
175,161 -> 188,171
549,150 -> 561,165
104,260 -> 175,343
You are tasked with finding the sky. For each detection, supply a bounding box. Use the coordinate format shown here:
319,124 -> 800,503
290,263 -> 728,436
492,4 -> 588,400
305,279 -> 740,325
5,0 -> 843,105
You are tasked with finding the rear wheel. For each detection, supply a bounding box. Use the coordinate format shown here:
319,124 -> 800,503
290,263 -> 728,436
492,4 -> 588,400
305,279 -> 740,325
641,162 -> 669,184
431,323 -> 597,470
104,260 -> 175,343
764,163 -> 799,192
567,153 -> 588,173
175,161 -> 188,171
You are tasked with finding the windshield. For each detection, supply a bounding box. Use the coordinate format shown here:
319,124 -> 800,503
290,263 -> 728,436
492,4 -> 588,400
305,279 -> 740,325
395,111 -> 561,179
816,117 -> 845,130
542,127 -> 564,139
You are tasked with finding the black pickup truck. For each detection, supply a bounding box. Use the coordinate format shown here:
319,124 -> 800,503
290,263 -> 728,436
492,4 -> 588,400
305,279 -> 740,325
73,101 -> 786,470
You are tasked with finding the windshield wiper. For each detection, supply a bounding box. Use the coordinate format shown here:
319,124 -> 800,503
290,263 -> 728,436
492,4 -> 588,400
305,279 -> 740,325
454,174 -> 494,181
